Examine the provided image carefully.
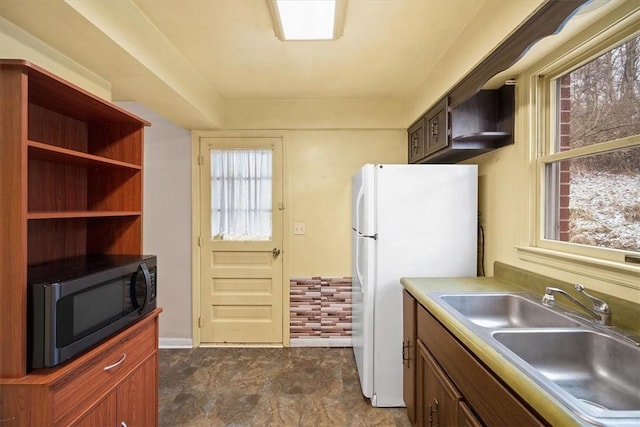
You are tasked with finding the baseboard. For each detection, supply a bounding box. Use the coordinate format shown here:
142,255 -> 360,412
290,337 -> 352,347
159,337 -> 193,349
159,337 -> 353,348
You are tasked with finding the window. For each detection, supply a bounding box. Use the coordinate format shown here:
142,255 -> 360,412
210,149 -> 273,241
537,32 -> 640,264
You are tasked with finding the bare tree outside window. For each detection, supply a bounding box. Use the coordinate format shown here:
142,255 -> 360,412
544,34 -> 640,253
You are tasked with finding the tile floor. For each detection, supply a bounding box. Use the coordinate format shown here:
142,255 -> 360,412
159,347 -> 412,426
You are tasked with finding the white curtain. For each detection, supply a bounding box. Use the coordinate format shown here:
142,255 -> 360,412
211,149 -> 272,240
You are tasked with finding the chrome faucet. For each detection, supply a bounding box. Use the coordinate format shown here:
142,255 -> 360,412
541,284 -> 612,326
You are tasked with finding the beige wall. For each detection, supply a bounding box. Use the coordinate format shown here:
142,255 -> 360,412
223,98 -> 408,277
287,129 -> 406,276
0,16 -> 111,100
406,0 -> 544,124
225,98 -> 407,130
117,102 -> 193,344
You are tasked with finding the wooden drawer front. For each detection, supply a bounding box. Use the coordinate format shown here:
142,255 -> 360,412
52,319 -> 156,424
417,306 -> 546,426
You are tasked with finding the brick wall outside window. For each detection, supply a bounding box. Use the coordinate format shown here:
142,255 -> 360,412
558,74 -> 572,241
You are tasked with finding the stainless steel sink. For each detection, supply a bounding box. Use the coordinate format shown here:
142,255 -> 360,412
439,293 -> 581,328
428,290 -> 640,424
493,330 -> 640,413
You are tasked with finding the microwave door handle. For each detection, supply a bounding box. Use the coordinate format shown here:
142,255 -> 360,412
138,263 -> 152,313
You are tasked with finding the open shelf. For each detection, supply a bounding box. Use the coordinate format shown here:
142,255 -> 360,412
28,211 -> 142,220
28,141 -> 142,170
1,59 -> 148,378
452,132 -> 511,143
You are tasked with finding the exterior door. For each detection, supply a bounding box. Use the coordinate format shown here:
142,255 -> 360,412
199,137 -> 284,344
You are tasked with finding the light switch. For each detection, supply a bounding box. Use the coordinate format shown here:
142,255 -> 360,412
293,222 -> 306,235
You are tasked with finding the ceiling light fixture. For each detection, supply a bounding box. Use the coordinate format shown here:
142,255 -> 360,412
267,0 -> 346,41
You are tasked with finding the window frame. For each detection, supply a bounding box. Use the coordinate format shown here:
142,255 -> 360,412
517,13 -> 640,290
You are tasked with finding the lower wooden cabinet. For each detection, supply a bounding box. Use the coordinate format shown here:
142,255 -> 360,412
417,340 -> 462,427
73,354 -> 158,427
73,393 -> 117,427
458,402 -> 483,427
402,290 -> 417,424
116,354 -> 158,427
402,291 -> 545,426
0,309 -> 160,427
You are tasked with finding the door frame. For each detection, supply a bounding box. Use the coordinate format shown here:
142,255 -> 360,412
191,130 -> 290,347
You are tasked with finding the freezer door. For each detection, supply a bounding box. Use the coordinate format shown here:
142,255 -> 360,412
352,164 -> 374,236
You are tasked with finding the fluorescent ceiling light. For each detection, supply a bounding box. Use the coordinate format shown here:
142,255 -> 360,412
268,0 -> 346,41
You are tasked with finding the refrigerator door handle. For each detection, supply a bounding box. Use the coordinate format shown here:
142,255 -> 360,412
355,237 -> 365,295
355,184 -> 364,234
354,185 -> 377,239
354,183 -> 366,294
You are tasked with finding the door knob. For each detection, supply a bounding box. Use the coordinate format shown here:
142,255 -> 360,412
272,248 -> 281,257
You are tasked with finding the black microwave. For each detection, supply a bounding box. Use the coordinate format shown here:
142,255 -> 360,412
27,254 -> 157,370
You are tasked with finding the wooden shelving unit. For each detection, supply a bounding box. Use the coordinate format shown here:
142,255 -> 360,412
1,59 -> 157,426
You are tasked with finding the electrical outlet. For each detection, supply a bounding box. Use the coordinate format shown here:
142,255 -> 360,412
293,222 -> 306,235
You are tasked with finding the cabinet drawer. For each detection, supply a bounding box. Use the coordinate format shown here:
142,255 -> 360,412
52,318 -> 156,424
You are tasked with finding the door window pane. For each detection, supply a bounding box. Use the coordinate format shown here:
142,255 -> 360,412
211,149 -> 272,240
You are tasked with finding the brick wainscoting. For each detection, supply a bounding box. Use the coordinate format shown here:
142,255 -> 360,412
290,277 -> 352,341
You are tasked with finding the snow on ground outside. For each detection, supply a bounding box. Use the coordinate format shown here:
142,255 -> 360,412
569,172 -> 640,251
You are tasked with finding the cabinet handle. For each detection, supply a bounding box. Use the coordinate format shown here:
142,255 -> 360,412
411,135 -> 419,152
104,353 -> 127,371
121,422 -> 128,427
402,339 -> 411,369
428,399 -> 439,427
431,118 -> 439,140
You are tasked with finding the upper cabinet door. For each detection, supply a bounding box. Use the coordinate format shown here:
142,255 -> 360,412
425,99 -> 449,157
408,118 -> 425,164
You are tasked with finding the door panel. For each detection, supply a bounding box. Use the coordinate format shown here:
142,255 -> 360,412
199,137 -> 283,344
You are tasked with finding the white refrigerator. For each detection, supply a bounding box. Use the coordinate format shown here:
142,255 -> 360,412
351,164 -> 477,407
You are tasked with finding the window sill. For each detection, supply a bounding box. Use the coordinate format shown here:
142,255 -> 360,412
515,246 -> 640,290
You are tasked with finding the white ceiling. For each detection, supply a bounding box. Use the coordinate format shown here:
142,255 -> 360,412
131,0 -> 486,99
0,0 -> 615,129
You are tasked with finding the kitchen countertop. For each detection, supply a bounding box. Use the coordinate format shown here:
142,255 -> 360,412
400,276 -> 586,427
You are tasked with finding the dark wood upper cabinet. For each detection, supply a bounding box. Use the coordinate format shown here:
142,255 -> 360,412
424,98 -> 449,157
409,85 -> 514,164
408,0 -> 588,164
408,117 -> 426,164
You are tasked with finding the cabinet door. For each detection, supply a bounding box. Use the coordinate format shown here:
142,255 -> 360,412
403,291 -> 417,424
417,340 -> 462,427
71,393 -> 117,427
408,118 -> 425,163
458,401 -> 483,427
425,100 -> 449,156
117,355 -> 158,427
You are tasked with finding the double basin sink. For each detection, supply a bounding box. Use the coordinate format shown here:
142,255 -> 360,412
430,292 -> 640,425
